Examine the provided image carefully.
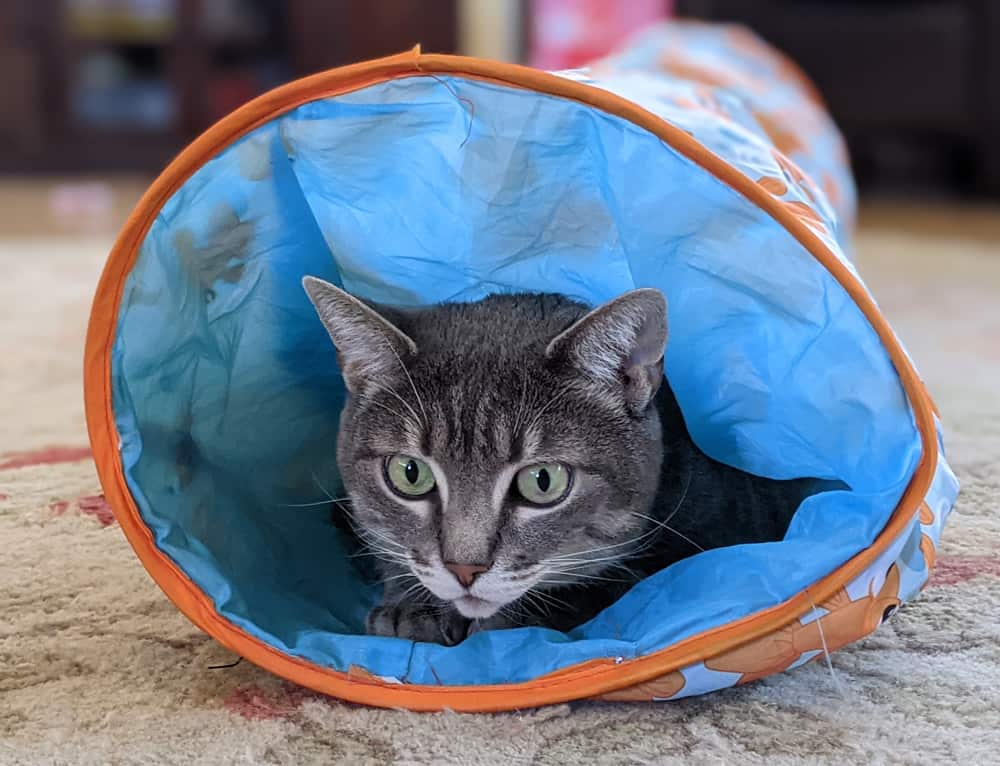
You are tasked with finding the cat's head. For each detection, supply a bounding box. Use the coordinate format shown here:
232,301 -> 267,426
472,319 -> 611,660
303,277 -> 667,620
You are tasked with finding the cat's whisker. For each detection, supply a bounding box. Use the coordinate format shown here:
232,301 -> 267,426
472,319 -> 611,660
309,470 -> 351,509
371,382 -> 423,429
549,542 -> 658,572
604,560 -> 642,580
628,511 -> 706,552
350,528 -> 411,565
277,497 -> 350,509
543,556 -> 639,574
361,547 -> 409,566
545,550 -> 639,566
354,547 -> 409,567
398,580 -> 430,602
359,552 -> 409,569
377,572 -> 418,585
354,535 -> 407,556
547,522 -> 664,558
541,569 -> 629,586
355,529 -> 406,550
661,465 -> 694,527
535,578 -> 587,588
348,549 -> 394,560
519,591 -> 554,619
498,601 -> 528,625
545,525 -> 662,564
541,569 -> 632,584
544,549 -> 651,570
358,395 -> 416,427
351,535 -> 402,553
354,525 -> 408,551
522,588 -> 573,613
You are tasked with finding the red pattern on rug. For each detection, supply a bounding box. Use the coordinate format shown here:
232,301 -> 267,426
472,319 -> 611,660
223,683 -> 326,720
928,554 -> 1000,587
46,494 -> 116,527
77,495 -> 115,526
0,446 -> 92,470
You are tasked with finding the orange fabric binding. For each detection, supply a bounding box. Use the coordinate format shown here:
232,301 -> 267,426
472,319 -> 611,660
84,50 -> 937,712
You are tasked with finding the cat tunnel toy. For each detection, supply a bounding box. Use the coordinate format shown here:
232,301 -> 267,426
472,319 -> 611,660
85,22 -> 958,711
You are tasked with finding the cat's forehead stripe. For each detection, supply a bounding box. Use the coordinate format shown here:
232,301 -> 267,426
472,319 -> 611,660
442,392 -> 461,455
473,402 -> 491,458
495,418 -> 519,464
422,392 -> 520,465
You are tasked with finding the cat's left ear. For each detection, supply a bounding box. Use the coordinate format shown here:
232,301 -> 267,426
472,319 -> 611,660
546,288 -> 667,415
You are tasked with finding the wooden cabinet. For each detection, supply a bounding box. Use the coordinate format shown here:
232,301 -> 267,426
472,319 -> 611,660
0,0 -> 457,173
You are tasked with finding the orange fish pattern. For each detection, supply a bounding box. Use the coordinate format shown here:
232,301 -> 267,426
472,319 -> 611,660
704,565 -> 902,684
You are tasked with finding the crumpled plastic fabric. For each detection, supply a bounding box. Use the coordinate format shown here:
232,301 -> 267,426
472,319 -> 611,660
110,59 -> 920,685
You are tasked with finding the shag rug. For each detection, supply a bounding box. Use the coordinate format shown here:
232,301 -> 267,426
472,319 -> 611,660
2,208 -> 999,765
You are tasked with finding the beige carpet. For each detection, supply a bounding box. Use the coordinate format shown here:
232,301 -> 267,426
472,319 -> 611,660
2,206 -> 999,765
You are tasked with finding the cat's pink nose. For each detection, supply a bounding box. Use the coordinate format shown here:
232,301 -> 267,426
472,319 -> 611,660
445,562 -> 490,587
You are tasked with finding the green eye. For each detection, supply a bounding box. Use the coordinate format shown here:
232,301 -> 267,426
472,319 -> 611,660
515,463 -> 572,506
385,455 -> 436,498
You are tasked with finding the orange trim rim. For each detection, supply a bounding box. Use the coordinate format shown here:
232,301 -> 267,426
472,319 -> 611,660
83,49 -> 937,713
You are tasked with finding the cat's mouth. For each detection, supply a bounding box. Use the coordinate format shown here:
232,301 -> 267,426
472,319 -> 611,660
452,595 -> 500,619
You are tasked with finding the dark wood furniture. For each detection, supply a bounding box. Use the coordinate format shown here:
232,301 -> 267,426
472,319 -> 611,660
0,0 -> 457,174
677,0 -> 1000,196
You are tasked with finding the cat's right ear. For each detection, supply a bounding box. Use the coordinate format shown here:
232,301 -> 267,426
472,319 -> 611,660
302,277 -> 418,393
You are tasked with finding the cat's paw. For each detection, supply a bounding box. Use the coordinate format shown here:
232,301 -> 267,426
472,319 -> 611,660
366,602 -> 468,646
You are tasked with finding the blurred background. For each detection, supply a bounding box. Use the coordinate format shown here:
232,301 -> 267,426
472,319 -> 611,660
0,0 -> 997,233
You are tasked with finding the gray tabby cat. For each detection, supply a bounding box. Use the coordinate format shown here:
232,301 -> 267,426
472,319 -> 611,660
303,277 -> 835,645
